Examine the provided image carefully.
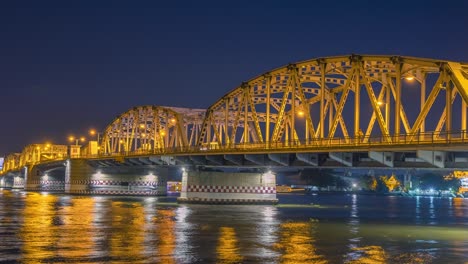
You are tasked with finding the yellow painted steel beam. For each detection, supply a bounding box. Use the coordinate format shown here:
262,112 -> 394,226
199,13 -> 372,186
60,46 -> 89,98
328,67 -> 354,139
271,72 -> 293,142
331,95 -> 350,140
447,62 -> 468,106
407,73 -> 444,142
363,79 -> 391,142
434,88 -> 457,137
292,68 -> 316,141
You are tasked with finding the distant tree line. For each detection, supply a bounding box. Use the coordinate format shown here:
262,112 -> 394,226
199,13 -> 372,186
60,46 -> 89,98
300,169 -> 461,193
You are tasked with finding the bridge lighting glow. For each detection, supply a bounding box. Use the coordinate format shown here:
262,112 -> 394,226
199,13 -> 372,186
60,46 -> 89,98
377,101 -> 384,106
139,124 -> 145,128
297,110 -> 305,117
89,129 -> 96,136
352,183 -> 357,188
170,118 -> 176,124
119,139 -> 124,144
160,130 -> 166,136
405,76 -> 414,81
80,137 -> 86,142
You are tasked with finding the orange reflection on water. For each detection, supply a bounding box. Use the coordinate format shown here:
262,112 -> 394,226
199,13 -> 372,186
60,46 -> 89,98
154,209 -> 176,263
453,197 -> 464,217
274,222 -> 327,264
109,201 -> 145,261
20,193 -> 97,262
56,196 -> 96,260
217,226 -> 243,264
20,192 -> 59,262
346,245 -> 387,264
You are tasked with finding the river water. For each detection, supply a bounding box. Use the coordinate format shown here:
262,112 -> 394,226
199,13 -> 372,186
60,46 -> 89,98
1,190 -> 468,263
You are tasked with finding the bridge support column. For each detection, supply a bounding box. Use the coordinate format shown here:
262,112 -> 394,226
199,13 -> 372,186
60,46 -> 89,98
329,152 -> 354,167
1,172 -> 19,189
24,166 -> 38,191
369,151 -> 394,167
12,175 -> 25,189
416,150 -> 447,168
66,159 -> 168,196
25,165 -> 66,192
9,169 -> 26,189
296,153 -> 322,166
178,170 -> 278,204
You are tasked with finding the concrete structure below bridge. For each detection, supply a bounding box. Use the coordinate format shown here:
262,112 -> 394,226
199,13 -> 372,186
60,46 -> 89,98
178,169 -> 278,204
1,159 -> 169,196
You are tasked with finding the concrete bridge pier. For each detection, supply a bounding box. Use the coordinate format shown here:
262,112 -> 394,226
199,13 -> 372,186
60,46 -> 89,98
0,170 -> 25,189
66,159 -> 168,196
25,165 -> 65,192
178,169 -> 278,204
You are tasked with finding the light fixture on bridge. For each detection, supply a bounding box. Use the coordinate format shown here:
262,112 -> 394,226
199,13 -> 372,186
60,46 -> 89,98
141,133 -> 146,138
377,101 -> 384,106
404,75 -> 415,81
139,124 -> 146,129
89,129 -> 101,143
297,110 -> 305,117
160,130 -> 166,136
68,136 -> 86,146
170,118 -> 177,124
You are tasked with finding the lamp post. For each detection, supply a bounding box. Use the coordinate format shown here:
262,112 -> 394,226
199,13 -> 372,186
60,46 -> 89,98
89,129 -> 101,143
68,136 -> 86,146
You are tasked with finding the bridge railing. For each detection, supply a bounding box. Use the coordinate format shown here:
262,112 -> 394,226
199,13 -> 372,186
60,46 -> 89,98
78,130 -> 468,159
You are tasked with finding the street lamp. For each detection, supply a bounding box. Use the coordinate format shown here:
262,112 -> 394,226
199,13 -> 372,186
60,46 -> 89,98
89,129 -> 101,143
68,136 -> 86,146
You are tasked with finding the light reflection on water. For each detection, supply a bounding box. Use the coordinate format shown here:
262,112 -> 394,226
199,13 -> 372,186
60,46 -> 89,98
1,190 -> 468,263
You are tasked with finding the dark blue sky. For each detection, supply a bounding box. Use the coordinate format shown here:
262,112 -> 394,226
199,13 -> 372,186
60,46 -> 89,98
1,1 -> 467,155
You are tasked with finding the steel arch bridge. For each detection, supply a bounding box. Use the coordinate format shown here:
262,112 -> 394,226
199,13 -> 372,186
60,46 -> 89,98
101,106 -> 206,154
99,55 -> 468,155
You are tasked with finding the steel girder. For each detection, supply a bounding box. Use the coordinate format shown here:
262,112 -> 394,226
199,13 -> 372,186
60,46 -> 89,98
100,105 -> 205,155
197,55 -> 468,150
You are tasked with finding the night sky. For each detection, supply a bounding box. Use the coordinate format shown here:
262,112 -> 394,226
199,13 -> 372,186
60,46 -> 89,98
1,1 -> 467,155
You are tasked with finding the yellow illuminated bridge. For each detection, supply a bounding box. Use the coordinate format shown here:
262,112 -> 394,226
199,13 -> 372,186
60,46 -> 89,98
2,55 -> 468,172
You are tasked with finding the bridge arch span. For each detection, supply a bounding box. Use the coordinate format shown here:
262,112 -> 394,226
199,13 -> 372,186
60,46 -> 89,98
197,55 -> 468,148
101,105 -> 205,154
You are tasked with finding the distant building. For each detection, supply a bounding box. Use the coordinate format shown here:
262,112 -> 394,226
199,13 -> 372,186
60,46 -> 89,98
452,171 -> 468,194
0,157 -> 3,171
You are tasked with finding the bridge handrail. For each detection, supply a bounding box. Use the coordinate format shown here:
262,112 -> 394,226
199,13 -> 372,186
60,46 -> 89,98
80,129 -> 468,159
